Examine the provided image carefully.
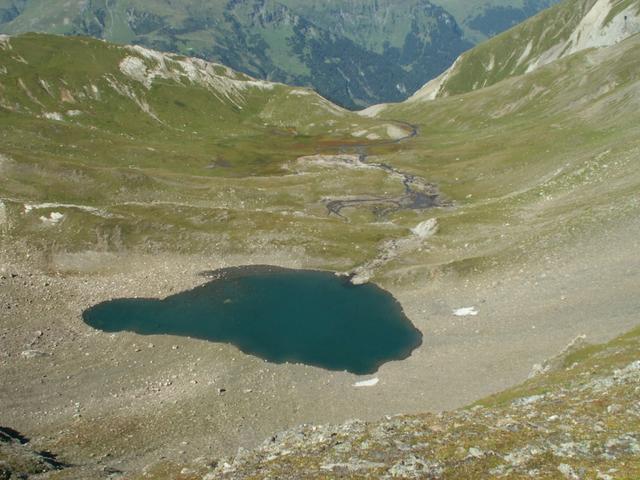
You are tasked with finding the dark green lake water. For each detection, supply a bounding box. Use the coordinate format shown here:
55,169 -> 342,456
82,266 -> 422,374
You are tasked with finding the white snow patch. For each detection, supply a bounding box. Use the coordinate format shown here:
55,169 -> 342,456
43,112 -> 64,121
358,103 -> 389,118
40,212 -> 65,226
0,35 -> 11,50
411,218 -> 438,238
526,0 -> 640,73
385,124 -> 408,140
66,110 -> 83,117
351,129 -> 368,138
366,133 -> 381,140
354,378 -> 379,388
0,200 -> 7,226
453,307 -> 479,317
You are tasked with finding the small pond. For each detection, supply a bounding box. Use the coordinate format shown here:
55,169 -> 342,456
82,266 -> 422,375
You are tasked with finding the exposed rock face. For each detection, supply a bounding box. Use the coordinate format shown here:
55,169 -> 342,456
411,218 -> 438,238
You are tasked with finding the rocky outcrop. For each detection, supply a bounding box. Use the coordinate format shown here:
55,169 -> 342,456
0,427 -> 67,478
204,328 -> 640,479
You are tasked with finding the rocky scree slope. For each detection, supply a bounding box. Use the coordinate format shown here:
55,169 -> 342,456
199,328 -> 640,480
10,327 -> 631,479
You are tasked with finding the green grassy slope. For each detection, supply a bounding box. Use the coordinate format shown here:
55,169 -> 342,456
0,0 -> 559,108
1,25 -> 639,289
0,32 -> 394,175
1,14 -> 640,479
0,33 -> 414,266
404,0 -> 640,103
371,31 -> 640,282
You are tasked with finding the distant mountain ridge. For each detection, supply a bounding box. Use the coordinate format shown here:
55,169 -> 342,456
407,0 -> 640,103
0,0 -> 558,108
358,0 -> 640,116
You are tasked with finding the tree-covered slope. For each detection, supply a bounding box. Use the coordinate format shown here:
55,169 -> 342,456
0,0 -> 558,109
432,0 -> 560,42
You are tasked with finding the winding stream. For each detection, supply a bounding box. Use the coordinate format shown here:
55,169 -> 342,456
322,121 -> 444,218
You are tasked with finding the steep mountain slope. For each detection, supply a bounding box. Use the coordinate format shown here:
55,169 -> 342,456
403,0 -> 640,103
432,0 -> 560,42
0,0 -> 557,108
278,0 -> 472,100
0,0 -> 469,108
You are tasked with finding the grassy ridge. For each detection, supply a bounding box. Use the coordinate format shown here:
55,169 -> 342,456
0,33 -> 414,267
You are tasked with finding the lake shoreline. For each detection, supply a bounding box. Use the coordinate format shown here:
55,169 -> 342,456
1,220 -> 639,473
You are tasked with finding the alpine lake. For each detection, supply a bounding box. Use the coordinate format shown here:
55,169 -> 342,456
82,266 -> 422,375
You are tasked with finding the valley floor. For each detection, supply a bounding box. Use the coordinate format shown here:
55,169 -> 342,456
1,202 -> 638,477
